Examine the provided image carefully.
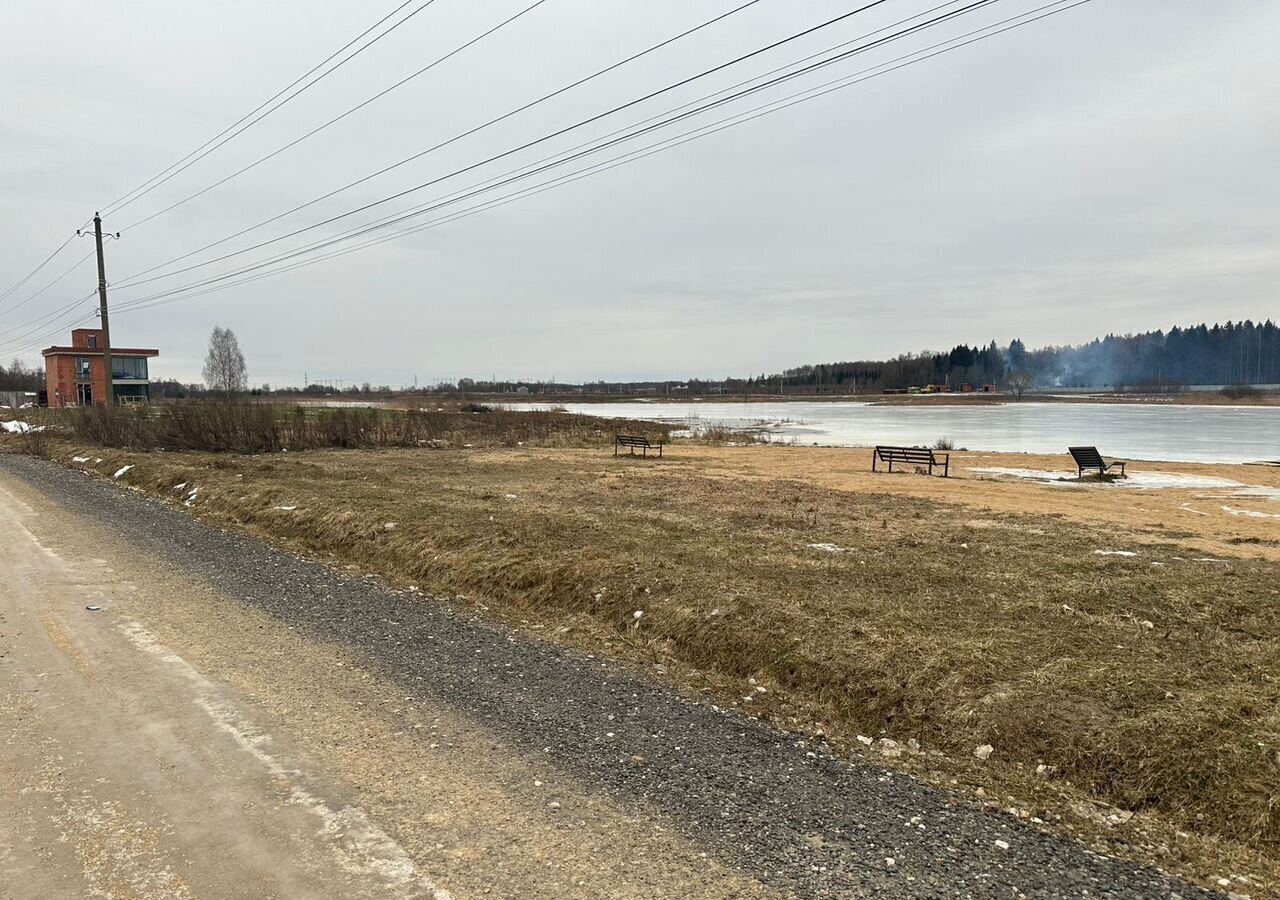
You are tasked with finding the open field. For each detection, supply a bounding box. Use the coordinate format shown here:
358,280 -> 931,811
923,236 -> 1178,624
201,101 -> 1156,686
4,416 -> 1280,895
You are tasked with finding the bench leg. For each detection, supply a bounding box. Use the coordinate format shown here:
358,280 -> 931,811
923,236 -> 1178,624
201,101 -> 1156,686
872,454 -> 877,472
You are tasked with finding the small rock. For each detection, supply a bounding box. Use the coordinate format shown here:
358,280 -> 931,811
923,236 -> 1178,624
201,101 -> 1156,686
856,735 -> 874,746
85,605 -> 102,611
547,801 -> 561,810
632,610 -> 644,620
884,857 -> 896,869
974,744 -> 994,760
994,839 -> 1010,850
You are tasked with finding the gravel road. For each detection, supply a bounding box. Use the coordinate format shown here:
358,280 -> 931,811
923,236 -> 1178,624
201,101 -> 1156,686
0,454 -> 1215,899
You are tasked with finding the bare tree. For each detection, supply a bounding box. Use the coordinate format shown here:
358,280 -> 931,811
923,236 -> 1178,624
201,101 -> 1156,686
202,326 -> 248,395
1005,370 -> 1035,400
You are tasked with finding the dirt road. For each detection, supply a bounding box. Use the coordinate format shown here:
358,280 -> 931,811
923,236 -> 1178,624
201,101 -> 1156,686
0,456 -> 1213,898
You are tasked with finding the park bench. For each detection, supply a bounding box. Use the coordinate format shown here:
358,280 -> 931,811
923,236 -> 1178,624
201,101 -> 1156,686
1069,446 -> 1126,479
615,434 -> 664,458
872,445 -> 949,477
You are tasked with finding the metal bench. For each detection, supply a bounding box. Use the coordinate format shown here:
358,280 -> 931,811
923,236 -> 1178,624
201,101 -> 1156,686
615,434 -> 664,458
1068,446 -> 1126,478
872,445 -> 949,477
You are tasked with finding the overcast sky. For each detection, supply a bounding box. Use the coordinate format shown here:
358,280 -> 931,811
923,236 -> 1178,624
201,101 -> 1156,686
2,0 -> 1277,386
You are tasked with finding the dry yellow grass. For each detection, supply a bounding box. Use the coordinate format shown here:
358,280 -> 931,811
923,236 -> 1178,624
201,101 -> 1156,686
9,434 -> 1280,895
692,446 -> 1280,561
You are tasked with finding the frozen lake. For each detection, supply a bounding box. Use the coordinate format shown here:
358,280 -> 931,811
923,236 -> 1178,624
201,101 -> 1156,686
524,400 -> 1280,464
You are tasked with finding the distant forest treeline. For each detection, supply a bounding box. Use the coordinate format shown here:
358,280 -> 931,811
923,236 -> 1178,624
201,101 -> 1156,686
735,319 -> 1280,394
5,320 -> 1275,399
0,358 -> 41,392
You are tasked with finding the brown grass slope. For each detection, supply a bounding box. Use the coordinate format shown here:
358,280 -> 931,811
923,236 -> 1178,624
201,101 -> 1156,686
5,418 -> 1279,894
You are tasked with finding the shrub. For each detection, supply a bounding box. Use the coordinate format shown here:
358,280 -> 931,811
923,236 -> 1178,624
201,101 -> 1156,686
1221,384 -> 1259,400
57,401 -> 668,454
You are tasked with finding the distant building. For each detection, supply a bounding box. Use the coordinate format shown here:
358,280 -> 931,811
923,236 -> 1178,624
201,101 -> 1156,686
42,328 -> 158,407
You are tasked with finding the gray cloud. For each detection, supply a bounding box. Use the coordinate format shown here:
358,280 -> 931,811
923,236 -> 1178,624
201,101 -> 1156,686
2,0 -> 1276,386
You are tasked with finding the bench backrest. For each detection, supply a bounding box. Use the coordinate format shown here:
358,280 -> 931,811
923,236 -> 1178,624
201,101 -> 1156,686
1068,446 -> 1105,468
617,434 -> 652,448
875,445 -> 937,464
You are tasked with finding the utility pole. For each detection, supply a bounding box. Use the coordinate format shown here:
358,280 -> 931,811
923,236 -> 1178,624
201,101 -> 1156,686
87,213 -> 115,406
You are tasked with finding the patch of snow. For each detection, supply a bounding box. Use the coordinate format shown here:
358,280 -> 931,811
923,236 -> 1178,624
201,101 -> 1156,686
807,542 -> 847,553
1094,550 -> 1138,557
173,483 -> 187,491
1,420 -> 40,434
1178,503 -> 1209,516
974,467 -> 1272,495
1221,505 -> 1280,519
972,466 -> 1077,482
113,465 -> 134,479
272,505 -> 298,512
72,455 -> 92,464
1125,472 -> 1246,490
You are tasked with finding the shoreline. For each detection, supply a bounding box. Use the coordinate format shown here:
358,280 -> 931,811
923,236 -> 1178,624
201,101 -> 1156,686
469,390 -> 1280,407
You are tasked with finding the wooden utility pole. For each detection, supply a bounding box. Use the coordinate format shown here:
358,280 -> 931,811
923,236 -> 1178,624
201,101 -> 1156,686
91,213 -> 115,406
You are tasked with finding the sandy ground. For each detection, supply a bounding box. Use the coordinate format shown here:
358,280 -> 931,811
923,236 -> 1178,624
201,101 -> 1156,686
674,446 -> 1280,561
0,475 -> 779,900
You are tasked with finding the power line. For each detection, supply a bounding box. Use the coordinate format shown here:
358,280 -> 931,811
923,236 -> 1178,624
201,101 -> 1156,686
108,0 -> 800,287
0,249 -> 95,319
100,0 -> 441,218
114,0 -> 993,304
238,0 -> 984,273
109,0 -> 1088,318
0,232 -> 78,306
118,0 -> 552,232
108,0 -> 1006,306
0,293 -> 97,355
116,0 -> 990,293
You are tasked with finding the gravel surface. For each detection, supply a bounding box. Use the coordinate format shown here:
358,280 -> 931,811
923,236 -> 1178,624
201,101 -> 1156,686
0,454 -> 1214,899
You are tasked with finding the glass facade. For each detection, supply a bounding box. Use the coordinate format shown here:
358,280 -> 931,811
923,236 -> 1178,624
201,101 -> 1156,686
75,357 -> 92,380
111,356 -> 149,380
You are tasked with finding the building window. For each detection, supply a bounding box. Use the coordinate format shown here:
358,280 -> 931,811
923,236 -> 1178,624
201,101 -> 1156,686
87,334 -> 98,349
111,357 -> 149,380
74,357 -> 92,380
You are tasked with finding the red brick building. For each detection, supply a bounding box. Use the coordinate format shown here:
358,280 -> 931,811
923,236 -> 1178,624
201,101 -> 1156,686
42,328 -> 158,407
